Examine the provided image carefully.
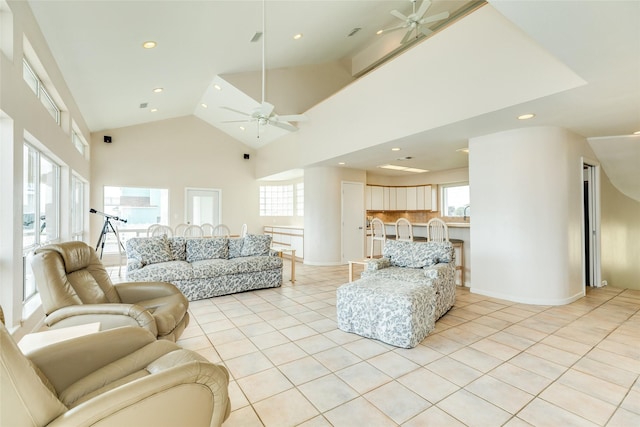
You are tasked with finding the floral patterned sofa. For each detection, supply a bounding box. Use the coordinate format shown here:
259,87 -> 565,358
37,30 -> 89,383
126,234 -> 282,301
336,240 -> 455,348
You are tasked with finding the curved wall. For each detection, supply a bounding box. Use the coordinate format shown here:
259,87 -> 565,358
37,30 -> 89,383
469,126 -> 592,305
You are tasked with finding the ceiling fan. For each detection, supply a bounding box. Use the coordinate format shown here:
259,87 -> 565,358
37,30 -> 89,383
378,0 -> 450,45
221,0 -> 307,138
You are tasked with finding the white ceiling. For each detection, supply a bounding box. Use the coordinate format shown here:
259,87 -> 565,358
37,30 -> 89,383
28,0 -> 640,196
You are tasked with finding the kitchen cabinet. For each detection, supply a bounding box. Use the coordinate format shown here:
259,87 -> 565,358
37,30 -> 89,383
365,185 -> 436,211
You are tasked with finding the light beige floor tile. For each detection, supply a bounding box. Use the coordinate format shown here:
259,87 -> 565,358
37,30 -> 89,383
266,315 -> 302,330
449,346 -> 503,373
194,347 -> 222,364
518,398 -> 599,427
225,351 -> 274,379
343,338 -> 389,359
313,346 -> 361,371
403,405 -> 466,427
207,328 -> 246,346
297,415 -> 332,427
480,331 -> 535,352
502,417 -> 535,427
509,352 -> 566,381
306,318 -> 337,333
572,357 -> 639,388
397,367 -> 459,404
621,389 -> 640,415
249,330 -> 291,350
223,406 -> 264,427
540,382 -> 617,425
323,328 -> 365,345
597,336 -> 640,359
200,318 -> 236,334
394,344 -> 444,365
437,389 -> 511,427
227,380 -> 249,411
525,342 -> 582,367
176,335 -> 213,351
367,351 -> 421,378
253,388 -> 319,427
422,334 -> 467,354
215,338 -> 259,360
503,324 -> 548,342
608,408 -> 640,427
335,361 -> 392,394
230,313 -> 264,327
323,397 -> 396,427
295,334 -> 337,355
298,374 -> 359,412
489,362 -> 553,395
540,334 -> 592,356
238,321 -> 276,337
236,367 -> 294,403
364,381 -> 431,424
557,369 -> 629,406
465,375 -> 534,414
426,356 -> 483,387
586,347 -> 640,374
280,324 -> 320,341
280,356 -> 331,385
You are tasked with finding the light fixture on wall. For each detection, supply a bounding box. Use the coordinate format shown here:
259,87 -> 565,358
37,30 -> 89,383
517,113 -> 535,120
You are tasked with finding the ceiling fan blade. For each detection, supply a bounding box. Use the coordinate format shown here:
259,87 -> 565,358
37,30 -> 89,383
390,9 -> 408,21
269,120 -> 299,132
419,11 -> 449,25
222,119 -> 250,124
260,101 -> 275,117
400,29 -> 415,45
276,114 -> 308,122
415,0 -> 432,19
221,106 -> 251,117
419,27 -> 433,37
379,24 -> 408,35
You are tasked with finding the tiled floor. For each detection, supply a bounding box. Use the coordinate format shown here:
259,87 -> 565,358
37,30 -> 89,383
110,261 -> 640,426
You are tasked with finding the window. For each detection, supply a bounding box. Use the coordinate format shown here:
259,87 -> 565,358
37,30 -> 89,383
23,59 -> 61,124
100,186 -> 169,253
260,185 -> 294,216
71,174 -> 85,240
22,144 -> 60,301
72,130 -> 87,156
441,183 -> 470,218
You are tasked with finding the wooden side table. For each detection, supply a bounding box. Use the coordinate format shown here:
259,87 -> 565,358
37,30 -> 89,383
348,260 -> 368,282
272,245 -> 296,283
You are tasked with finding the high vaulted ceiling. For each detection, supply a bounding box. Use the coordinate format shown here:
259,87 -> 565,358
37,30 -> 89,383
28,1 -> 640,198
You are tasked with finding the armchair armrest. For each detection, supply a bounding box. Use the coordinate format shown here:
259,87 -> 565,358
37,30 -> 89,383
365,257 -> 391,272
27,327 -> 157,394
48,361 -> 230,427
45,304 -> 157,335
423,262 -> 454,280
115,281 -> 182,303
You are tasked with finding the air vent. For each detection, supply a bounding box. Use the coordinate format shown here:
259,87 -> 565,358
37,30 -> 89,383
139,102 -> 148,109
396,156 -> 413,161
250,32 -> 263,43
347,27 -> 362,37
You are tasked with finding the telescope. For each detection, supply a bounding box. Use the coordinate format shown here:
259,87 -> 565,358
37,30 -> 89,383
89,208 -> 127,223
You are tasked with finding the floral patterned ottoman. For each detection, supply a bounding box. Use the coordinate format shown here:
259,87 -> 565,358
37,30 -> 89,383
336,277 -> 437,348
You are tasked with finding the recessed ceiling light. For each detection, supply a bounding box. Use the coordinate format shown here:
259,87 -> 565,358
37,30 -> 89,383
633,130 -> 640,135
518,113 -> 535,120
376,29 -> 384,35
293,33 -> 303,40
239,126 -> 245,131
150,108 -> 158,112
142,41 -> 157,49
338,162 -> 346,165
391,147 -> 401,151
201,103 -> 208,108
152,87 -> 163,93
456,148 -> 469,154
213,84 -> 221,91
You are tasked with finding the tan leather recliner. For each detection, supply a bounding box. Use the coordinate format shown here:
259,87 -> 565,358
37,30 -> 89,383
32,241 -> 189,341
0,321 -> 231,427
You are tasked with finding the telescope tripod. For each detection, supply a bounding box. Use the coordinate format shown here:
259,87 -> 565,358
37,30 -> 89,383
95,217 -> 125,259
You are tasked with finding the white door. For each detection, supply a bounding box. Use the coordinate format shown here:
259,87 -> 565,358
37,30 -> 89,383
342,182 -> 365,263
185,188 -> 221,225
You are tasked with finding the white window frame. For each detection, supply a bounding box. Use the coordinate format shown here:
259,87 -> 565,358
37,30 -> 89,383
441,182 -> 470,218
23,58 -> 61,124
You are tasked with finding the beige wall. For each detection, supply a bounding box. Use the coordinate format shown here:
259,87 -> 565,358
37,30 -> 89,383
600,172 -> 640,290
90,116 -> 261,239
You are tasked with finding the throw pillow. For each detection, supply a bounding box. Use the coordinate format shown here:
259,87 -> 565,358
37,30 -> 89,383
186,238 -> 229,262
228,238 -> 244,259
168,237 -> 187,261
126,235 -> 173,266
240,234 -> 272,257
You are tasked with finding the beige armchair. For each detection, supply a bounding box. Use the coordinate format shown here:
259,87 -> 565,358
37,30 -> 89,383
31,241 -> 189,341
1,322 -> 230,427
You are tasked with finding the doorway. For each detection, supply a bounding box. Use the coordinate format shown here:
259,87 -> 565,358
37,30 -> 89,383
582,161 -> 601,287
341,182 -> 365,263
185,188 -> 221,225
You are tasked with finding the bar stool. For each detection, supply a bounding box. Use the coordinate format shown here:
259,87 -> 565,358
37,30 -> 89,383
395,218 -> 413,241
370,218 -> 386,258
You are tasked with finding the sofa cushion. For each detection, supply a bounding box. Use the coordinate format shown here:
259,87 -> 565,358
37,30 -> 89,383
126,235 -> 173,266
228,238 -> 244,259
191,259 -> 239,278
186,238 -> 229,262
240,234 -> 272,257
227,255 -> 283,274
167,237 -> 187,261
126,260 -> 193,282
382,240 -> 453,268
